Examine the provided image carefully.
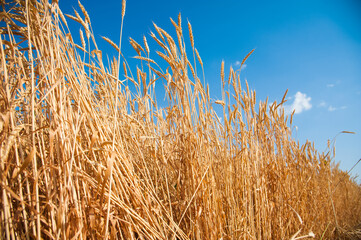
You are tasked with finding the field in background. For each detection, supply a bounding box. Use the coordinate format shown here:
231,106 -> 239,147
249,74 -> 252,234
1,0 -> 361,239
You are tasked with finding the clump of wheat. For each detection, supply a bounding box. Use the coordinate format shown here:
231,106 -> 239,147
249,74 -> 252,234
1,0 -> 360,239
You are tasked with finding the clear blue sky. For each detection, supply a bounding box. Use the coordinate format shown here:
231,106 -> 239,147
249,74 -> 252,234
59,0 -> 361,180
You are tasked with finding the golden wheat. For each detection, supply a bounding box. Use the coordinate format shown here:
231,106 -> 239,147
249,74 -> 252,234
0,0 -> 360,239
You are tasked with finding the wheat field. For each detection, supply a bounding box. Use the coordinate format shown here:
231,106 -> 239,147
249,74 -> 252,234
1,0 -> 361,239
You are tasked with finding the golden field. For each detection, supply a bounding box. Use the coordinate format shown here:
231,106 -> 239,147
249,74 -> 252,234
1,0 -> 360,239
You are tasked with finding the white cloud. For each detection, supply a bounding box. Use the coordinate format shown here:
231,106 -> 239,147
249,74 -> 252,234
328,106 -> 336,112
327,84 -> 335,88
327,105 -> 347,112
318,101 -> 326,107
233,61 -> 247,70
283,92 -> 312,115
234,61 -> 241,66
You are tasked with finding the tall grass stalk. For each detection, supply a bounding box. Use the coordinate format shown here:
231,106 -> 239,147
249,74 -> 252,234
1,0 -> 360,239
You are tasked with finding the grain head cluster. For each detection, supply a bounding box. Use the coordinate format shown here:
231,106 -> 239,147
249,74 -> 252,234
1,0 -> 360,239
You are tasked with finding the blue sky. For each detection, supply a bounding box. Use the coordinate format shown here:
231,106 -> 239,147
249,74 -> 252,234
59,0 -> 361,180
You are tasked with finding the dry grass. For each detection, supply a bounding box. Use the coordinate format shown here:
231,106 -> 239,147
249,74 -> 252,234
1,0 -> 361,239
